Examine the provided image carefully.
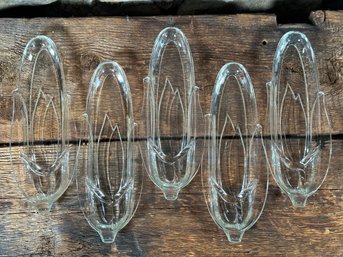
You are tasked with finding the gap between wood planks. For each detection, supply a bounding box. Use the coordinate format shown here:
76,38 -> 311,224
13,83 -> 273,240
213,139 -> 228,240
5,133 -> 337,147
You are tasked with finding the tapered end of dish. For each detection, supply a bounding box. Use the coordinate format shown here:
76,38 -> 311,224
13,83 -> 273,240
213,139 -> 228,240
290,194 -> 308,208
32,201 -> 53,213
163,189 -> 180,201
224,229 -> 244,243
99,229 -> 117,244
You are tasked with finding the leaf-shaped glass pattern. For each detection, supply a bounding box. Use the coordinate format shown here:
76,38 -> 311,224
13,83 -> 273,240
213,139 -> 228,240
269,31 -> 332,207
142,27 -> 203,200
202,62 -> 268,243
10,35 -> 72,211
77,61 -> 141,244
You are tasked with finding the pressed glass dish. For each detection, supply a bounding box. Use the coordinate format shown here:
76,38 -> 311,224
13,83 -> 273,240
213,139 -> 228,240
77,61 -> 141,243
202,62 -> 268,243
10,35 -> 73,211
268,31 -> 332,207
142,27 -> 203,200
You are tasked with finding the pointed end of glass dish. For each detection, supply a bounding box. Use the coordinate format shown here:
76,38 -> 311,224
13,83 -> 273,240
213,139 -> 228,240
99,229 -> 117,244
224,229 -> 244,243
289,194 -> 308,208
32,201 -> 54,213
143,76 -> 151,87
163,189 -> 180,201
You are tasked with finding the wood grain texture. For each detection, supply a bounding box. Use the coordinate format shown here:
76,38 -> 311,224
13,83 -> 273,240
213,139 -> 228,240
1,139 -> 343,256
0,11 -> 343,141
0,11 -> 343,256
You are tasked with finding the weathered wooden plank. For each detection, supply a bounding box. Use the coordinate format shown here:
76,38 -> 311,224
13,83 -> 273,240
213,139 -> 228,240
0,189 -> 342,256
1,138 -> 342,255
0,12 -> 342,143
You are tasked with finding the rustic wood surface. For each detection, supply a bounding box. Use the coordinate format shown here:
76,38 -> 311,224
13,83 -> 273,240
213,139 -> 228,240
0,12 -> 342,141
0,11 -> 343,256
